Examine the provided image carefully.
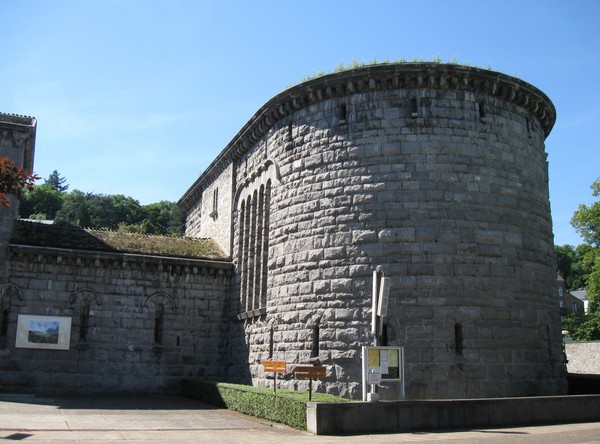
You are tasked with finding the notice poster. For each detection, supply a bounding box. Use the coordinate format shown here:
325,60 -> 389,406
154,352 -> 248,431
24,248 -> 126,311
365,346 -> 402,381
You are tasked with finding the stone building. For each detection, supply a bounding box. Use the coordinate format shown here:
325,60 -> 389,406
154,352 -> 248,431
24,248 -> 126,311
1,114 -> 232,393
179,63 -> 568,399
1,62 -> 569,399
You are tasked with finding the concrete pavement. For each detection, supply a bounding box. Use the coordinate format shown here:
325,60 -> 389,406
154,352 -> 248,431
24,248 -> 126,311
1,394 -> 599,443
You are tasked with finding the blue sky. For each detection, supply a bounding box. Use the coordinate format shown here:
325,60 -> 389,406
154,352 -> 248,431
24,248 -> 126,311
1,0 -> 598,246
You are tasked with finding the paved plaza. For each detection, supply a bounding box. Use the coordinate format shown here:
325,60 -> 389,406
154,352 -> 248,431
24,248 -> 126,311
0,394 -> 599,443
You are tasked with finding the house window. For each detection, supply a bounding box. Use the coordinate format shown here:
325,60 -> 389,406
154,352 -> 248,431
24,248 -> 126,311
558,287 -> 563,297
572,303 -> 579,313
559,301 -> 564,308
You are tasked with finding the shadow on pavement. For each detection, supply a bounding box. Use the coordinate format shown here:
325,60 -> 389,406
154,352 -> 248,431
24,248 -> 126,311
0,394 -> 220,411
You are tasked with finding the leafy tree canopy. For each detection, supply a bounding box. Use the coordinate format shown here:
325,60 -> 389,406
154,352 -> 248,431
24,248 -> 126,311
19,183 -> 65,220
563,311 -> 600,341
53,190 -> 184,236
555,243 -> 593,290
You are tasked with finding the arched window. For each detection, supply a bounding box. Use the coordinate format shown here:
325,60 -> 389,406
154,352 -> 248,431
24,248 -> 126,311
69,288 -> 101,349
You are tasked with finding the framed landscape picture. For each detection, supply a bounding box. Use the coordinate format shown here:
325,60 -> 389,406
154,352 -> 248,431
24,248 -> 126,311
15,315 -> 72,350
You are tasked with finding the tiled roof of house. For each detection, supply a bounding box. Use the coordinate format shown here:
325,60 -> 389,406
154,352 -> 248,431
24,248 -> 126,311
571,290 -> 589,302
10,220 -> 229,261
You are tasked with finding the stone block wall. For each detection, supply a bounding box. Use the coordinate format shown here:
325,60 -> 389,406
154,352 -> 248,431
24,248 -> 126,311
1,245 -> 232,394
185,163 -> 234,254
566,342 -> 600,375
0,114 -> 36,283
182,64 -> 567,399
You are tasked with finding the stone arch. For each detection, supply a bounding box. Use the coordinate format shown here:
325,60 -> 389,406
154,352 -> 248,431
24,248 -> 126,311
235,162 -> 274,317
234,158 -> 281,207
143,292 -> 176,310
69,288 -> 102,306
0,283 -> 23,302
69,288 -> 101,346
143,292 -> 175,349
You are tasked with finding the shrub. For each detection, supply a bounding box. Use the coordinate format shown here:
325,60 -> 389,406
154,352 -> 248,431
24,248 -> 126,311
182,379 -> 348,430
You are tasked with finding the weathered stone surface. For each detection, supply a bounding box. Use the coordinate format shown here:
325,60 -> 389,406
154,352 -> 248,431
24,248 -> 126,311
182,63 -> 566,400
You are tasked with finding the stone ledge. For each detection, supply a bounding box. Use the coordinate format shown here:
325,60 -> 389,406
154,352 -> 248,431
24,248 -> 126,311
307,395 -> 600,435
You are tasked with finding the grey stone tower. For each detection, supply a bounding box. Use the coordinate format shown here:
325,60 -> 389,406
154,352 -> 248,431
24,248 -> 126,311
0,113 -> 36,282
181,63 -> 567,399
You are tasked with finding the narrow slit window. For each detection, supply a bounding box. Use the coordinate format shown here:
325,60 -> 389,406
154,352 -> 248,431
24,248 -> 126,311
269,326 -> 274,359
154,303 -> 164,345
287,122 -> 293,141
410,98 -> 418,117
311,324 -> 320,358
0,309 -> 8,338
211,188 -> 219,219
478,102 -> 485,119
454,323 -> 463,355
79,301 -> 90,342
339,103 -> 347,122
381,323 -> 388,347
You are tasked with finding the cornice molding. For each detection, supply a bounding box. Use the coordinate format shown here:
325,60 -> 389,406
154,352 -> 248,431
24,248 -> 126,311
179,63 -> 555,209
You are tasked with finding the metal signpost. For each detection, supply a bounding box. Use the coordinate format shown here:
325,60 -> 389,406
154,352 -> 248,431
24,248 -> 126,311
363,266 -> 405,401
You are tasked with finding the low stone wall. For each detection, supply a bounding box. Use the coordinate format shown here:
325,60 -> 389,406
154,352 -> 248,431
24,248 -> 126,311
566,342 -> 600,375
307,395 -> 600,435
1,245 -> 232,394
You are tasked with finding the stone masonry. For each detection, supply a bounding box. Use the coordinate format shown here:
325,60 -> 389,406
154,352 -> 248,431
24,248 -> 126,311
2,242 -> 232,393
180,63 -> 568,399
0,112 -> 233,394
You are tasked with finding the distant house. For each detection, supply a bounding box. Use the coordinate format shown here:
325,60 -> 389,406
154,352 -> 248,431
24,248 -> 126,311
571,289 -> 590,314
557,275 -> 586,321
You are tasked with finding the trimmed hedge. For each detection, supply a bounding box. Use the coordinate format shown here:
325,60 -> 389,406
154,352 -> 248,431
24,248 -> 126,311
182,379 -> 347,430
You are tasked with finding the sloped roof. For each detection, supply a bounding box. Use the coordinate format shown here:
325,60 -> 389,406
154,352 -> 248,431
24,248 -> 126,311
571,290 -> 589,302
10,220 -> 229,261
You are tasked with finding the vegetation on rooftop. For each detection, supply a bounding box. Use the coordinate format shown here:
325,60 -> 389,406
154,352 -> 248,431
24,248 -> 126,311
296,56 -> 494,84
89,230 -> 227,259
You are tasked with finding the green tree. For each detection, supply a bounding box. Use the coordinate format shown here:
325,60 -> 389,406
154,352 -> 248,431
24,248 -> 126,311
142,201 -> 185,235
555,243 -> 593,290
570,178 -> 600,312
19,183 -> 65,220
563,311 -> 600,341
54,191 -> 140,230
117,201 -> 184,236
44,170 -> 69,192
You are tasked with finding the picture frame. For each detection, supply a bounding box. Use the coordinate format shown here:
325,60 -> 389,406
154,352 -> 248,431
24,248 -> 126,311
15,314 -> 72,350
